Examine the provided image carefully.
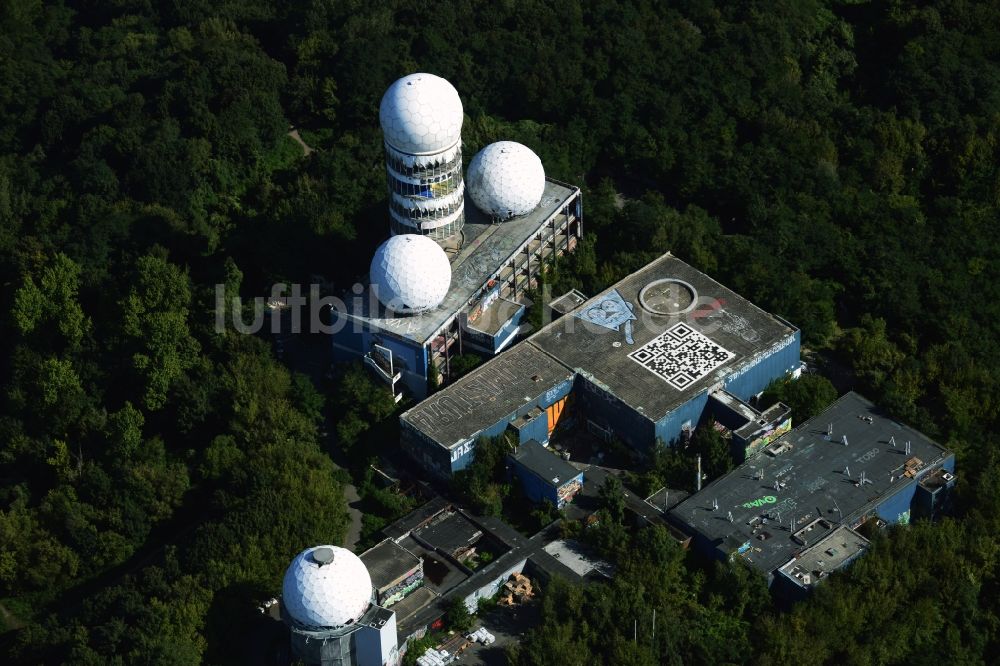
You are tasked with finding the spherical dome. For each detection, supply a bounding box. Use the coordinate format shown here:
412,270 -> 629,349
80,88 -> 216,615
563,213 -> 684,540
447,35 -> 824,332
370,234 -> 452,313
466,141 -> 546,219
380,73 -> 463,155
282,546 -> 372,628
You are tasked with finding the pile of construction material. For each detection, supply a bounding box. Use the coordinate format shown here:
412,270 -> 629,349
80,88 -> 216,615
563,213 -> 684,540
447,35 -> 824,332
416,648 -> 453,666
498,572 -> 533,606
466,627 -> 496,645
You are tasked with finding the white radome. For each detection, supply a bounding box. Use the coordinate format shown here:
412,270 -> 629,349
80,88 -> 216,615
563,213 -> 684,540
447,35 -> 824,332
380,73 -> 464,155
281,546 -> 373,628
370,234 -> 452,313
466,141 -> 545,219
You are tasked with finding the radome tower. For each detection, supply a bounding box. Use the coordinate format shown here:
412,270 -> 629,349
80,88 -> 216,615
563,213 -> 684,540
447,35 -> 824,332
280,545 -> 398,666
379,73 -> 465,243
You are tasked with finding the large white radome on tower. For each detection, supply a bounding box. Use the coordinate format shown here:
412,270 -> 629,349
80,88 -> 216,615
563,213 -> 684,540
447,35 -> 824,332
281,546 -> 373,628
380,73 -> 464,155
370,234 -> 452,313
467,141 -> 546,219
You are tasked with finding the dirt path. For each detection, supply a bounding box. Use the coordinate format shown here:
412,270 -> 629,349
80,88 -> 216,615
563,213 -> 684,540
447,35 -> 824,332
341,481 -> 363,550
0,601 -> 23,631
287,128 -> 314,156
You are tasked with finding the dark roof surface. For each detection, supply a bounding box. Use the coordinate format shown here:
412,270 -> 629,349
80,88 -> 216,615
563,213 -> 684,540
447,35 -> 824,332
381,496 -> 452,542
669,392 -> 951,575
510,440 -> 583,488
359,539 -> 421,590
401,343 -> 575,448
777,525 -> 869,589
392,586 -> 442,638
413,510 -> 483,556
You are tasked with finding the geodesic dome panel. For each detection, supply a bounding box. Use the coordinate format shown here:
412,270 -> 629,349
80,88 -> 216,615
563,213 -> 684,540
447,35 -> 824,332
466,141 -> 545,219
370,234 -> 452,313
281,546 -> 373,629
380,73 -> 463,155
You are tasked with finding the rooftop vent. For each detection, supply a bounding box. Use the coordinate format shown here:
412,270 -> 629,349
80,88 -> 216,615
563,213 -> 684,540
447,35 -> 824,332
312,547 -> 335,566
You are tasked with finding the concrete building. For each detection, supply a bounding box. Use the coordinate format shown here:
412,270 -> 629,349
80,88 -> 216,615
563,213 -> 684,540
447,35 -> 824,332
280,546 -> 399,666
400,252 -> 802,478
668,392 -> 956,594
333,74 -> 583,400
508,439 -> 584,508
775,525 -> 870,597
360,539 -> 424,608
333,179 -> 582,399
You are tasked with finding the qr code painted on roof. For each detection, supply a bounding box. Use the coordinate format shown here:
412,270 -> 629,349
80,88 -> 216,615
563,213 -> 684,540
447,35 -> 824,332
628,323 -> 734,390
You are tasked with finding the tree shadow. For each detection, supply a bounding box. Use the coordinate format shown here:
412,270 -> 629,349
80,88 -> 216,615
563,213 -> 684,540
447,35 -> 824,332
204,581 -> 287,666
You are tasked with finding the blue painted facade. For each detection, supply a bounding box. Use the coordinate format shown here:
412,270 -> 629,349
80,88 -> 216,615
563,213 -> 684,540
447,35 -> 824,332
333,323 -> 429,396
872,453 -> 955,525
573,331 -> 801,454
400,316 -> 800,478
462,303 -> 527,355
873,481 -> 919,525
493,305 -> 526,352
575,375 -> 655,450
510,462 -> 585,508
654,392 -> 711,448
509,409 -> 550,446
435,377 -> 575,476
723,331 -> 801,400
400,421 -> 453,479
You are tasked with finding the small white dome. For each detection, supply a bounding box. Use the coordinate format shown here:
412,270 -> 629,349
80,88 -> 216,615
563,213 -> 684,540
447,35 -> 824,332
281,546 -> 372,628
370,234 -> 452,313
380,73 -> 463,155
466,141 -> 546,219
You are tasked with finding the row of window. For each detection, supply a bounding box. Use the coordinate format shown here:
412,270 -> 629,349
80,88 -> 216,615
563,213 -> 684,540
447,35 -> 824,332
390,216 -> 464,240
390,198 -> 463,220
387,172 -> 462,197
385,151 -> 462,179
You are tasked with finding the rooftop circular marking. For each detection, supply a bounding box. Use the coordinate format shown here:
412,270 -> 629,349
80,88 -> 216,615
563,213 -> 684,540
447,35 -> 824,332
638,279 -> 697,315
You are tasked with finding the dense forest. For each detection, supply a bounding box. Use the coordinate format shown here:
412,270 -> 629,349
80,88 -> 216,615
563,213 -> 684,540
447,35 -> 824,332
1,0 -> 999,663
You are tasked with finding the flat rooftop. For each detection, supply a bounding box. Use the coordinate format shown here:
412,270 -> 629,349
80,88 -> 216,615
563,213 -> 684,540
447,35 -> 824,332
542,539 -> 614,578
778,525 -> 869,590
530,253 -> 796,423
364,605 -> 395,629
343,179 -> 578,345
549,288 -> 588,315
711,389 -> 761,422
402,342 -> 575,448
412,509 -> 483,557
397,535 -> 469,595
669,392 -> 951,575
466,297 -> 524,337
401,252 -> 797,450
381,496 -> 452,542
645,487 -> 690,512
359,538 -> 421,590
392,586 -> 441,638
510,440 -> 582,488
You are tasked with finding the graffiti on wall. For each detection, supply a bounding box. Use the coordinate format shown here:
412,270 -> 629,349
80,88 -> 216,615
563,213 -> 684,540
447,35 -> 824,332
724,333 -> 798,384
744,417 -> 793,458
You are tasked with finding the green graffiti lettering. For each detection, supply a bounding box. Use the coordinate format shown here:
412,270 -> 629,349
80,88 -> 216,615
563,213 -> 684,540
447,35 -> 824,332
742,495 -> 779,510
